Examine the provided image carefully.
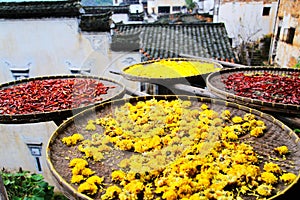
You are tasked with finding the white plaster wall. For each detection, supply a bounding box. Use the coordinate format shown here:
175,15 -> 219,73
0,18 -> 91,83
215,2 -> 278,47
275,42 -> 300,67
147,0 -> 186,14
0,121 -> 58,186
273,14 -> 300,67
0,17 -> 140,91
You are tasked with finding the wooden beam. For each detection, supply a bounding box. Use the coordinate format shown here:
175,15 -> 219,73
0,175 -> 9,200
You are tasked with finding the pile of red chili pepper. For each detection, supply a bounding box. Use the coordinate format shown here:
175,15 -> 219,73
0,78 -> 115,115
222,72 -> 300,105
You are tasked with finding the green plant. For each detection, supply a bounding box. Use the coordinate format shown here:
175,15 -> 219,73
53,192 -> 68,200
185,0 -> 196,11
0,168 -> 54,200
294,60 -> 300,69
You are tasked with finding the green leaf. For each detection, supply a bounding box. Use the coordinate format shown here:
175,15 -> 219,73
2,171 -> 55,200
12,197 -> 22,200
33,197 -> 45,200
33,187 -> 46,196
4,179 -> 14,185
14,171 -> 29,177
31,174 -> 44,182
37,181 -> 48,188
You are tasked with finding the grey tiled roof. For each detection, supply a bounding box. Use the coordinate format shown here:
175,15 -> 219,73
79,6 -> 128,32
112,23 -> 237,62
79,11 -> 112,32
0,1 -> 80,18
82,5 -> 129,14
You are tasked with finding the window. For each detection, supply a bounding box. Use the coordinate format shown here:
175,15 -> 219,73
10,68 -> 30,80
276,26 -> 281,40
69,68 -> 91,74
158,6 -> 170,14
27,144 -> 43,173
124,0 -> 139,4
262,7 -> 271,16
140,82 -> 158,95
172,6 -> 181,12
286,27 -> 295,44
228,38 -> 233,46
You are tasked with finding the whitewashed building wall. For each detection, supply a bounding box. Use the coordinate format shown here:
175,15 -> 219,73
0,16 -> 140,187
214,1 -> 278,47
147,0 -> 187,15
0,18 -> 140,86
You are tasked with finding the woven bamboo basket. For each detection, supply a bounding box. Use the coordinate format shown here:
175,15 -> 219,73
46,95 -> 300,200
117,58 -> 223,87
0,75 -> 125,124
206,67 -> 300,114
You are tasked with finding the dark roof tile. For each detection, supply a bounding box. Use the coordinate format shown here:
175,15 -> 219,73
79,11 -> 112,32
0,1 -> 80,18
112,23 -> 237,62
82,5 -> 129,14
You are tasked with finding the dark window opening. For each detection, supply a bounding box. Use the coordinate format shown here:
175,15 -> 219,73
69,68 -> 91,74
140,82 -> 158,95
27,144 -> 43,173
276,26 -> 281,40
262,7 -> 271,16
35,157 -> 42,172
286,27 -> 295,44
10,68 -> 30,80
140,82 -> 146,92
124,0 -> 139,4
158,6 -> 170,14
228,38 -> 233,46
172,6 -> 181,12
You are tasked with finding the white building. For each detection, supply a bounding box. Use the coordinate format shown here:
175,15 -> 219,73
269,0 -> 300,68
146,0 -> 186,15
0,0 -> 140,188
213,0 -> 278,48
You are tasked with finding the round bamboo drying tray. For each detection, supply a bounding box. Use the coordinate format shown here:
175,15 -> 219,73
206,67 -> 300,114
0,75 -> 125,124
119,58 -> 223,87
47,95 -> 300,200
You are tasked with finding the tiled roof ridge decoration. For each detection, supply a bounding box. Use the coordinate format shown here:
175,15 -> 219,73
0,0 -> 81,18
79,11 -> 112,32
111,23 -> 238,63
82,5 -> 129,14
155,12 -> 213,24
79,5 -> 130,32
128,12 -> 144,21
115,22 -> 226,28
111,29 -> 141,52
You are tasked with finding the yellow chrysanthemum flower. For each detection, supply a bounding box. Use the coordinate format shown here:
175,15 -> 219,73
101,185 -> 122,200
274,145 -> 289,155
280,173 -> 297,184
261,172 -> 278,184
78,182 -> 98,195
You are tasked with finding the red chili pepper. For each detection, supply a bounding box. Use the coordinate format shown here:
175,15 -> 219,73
222,72 -> 300,105
0,78 -> 116,115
